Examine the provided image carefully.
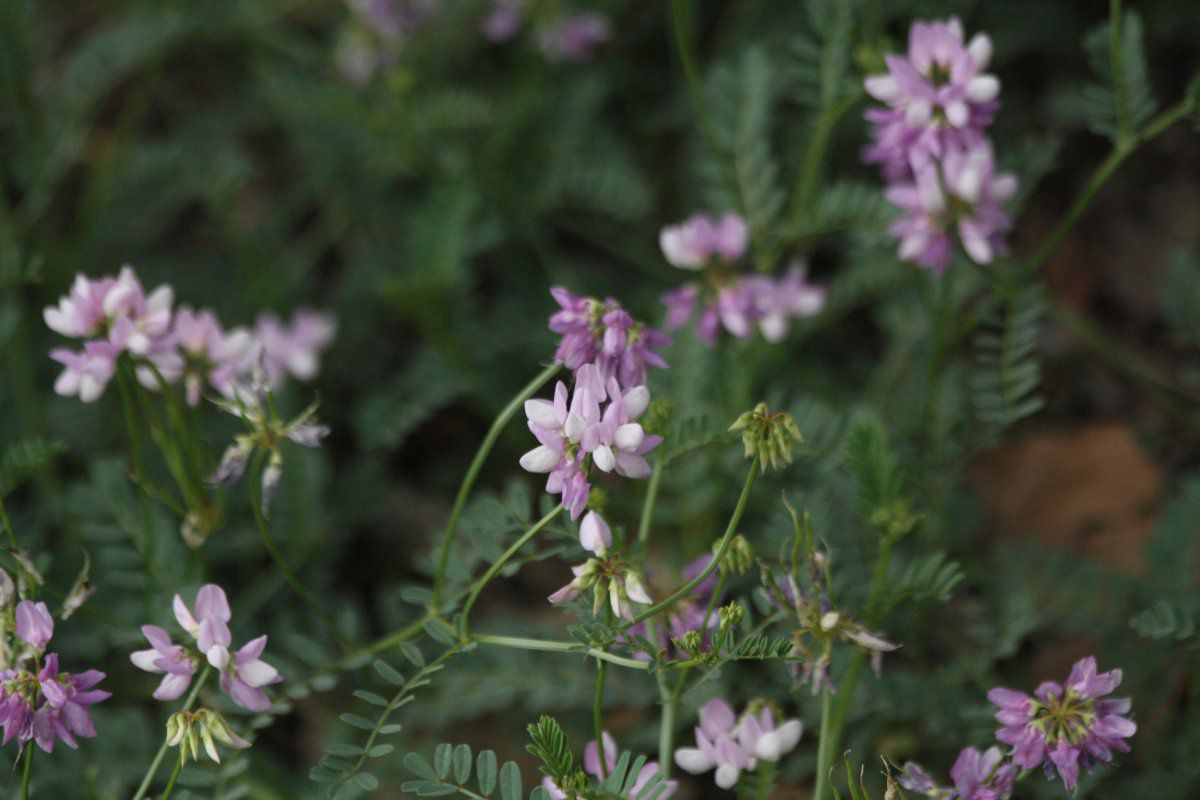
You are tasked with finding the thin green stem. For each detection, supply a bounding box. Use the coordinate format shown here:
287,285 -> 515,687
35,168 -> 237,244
158,758 -> 183,800
248,450 -> 351,652
432,364 -> 560,609
811,683 -> 835,800
459,504 -> 563,639
471,634 -> 650,670
19,743 -> 33,800
593,653 -> 610,777
131,667 -> 211,800
656,674 -> 680,776
790,92 -> 861,227
637,458 -> 664,546
625,461 -> 759,627
1025,90 -> 1197,274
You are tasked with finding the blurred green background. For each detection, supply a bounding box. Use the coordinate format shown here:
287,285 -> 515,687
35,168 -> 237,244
0,0 -> 1198,797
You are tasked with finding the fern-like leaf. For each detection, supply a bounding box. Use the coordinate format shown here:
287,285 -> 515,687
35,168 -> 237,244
971,286 -> 1045,438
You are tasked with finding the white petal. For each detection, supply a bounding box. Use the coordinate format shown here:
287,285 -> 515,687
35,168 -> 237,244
715,764 -> 741,789
525,399 -> 559,430
674,748 -> 714,774
776,720 -> 802,754
754,732 -> 783,761
966,75 -> 1000,103
238,658 -> 280,687
592,445 -> 615,472
944,100 -> 969,128
206,645 -> 230,670
614,423 -> 644,452
863,74 -> 900,103
520,445 -> 560,473
622,386 -> 650,419
130,649 -> 165,673
967,33 -> 992,69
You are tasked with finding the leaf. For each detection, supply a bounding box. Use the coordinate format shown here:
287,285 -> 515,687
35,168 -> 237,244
355,773 -> 379,791
374,660 -> 406,686
499,762 -> 522,800
340,714 -> 376,731
477,750 -> 499,796
971,285 -> 1045,440
405,753 -> 440,782
453,744 -> 472,785
0,438 -> 66,498
434,743 -> 453,779
354,690 -> 389,708
1077,11 -> 1158,140
400,642 -> 426,667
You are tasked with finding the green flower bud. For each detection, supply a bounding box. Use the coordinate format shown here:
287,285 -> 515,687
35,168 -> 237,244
719,602 -> 744,631
730,403 -> 803,471
716,534 -> 754,575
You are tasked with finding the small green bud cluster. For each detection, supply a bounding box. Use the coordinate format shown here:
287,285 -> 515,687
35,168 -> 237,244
730,403 -> 803,472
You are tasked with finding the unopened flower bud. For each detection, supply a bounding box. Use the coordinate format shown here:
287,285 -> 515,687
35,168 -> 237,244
719,602 -> 744,630
717,534 -> 754,574
730,403 -> 803,471
819,611 -> 840,631
677,630 -> 703,653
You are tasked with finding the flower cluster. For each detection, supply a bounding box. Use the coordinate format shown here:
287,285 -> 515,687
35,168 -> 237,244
900,746 -> 1015,800
901,656 -> 1134,797
336,0 -> 437,86
166,707 -> 250,764
988,656 -> 1135,791
863,18 -> 1018,272
674,698 -> 802,789
659,212 -> 825,346
45,266 -> 335,405
542,731 -> 677,800
549,287 -> 670,390
519,365 -> 659,520
0,597 -> 110,753
131,584 -> 282,713
482,1 -> 611,64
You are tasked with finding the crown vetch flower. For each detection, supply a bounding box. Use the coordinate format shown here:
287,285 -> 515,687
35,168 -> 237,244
885,144 -> 1017,273
132,584 -> 283,713
130,625 -> 198,701
173,306 -> 255,406
253,309 -> 336,386
900,746 -> 1016,800
863,18 -> 999,181
0,603 -> 110,753
542,731 -> 677,800
15,601 -> 54,652
548,555 -> 652,621
988,656 -> 1135,791
674,699 -> 802,789
520,367 -> 659,520
662,264 -> 825,347
167,707 -> 251,764
659,212 -> 748,269
548,288 -> 669,389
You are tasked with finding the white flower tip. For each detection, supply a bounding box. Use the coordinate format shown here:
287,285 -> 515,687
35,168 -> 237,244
519,445 -> 560,473
715,764 -> 741,789
674,748 -> 713,774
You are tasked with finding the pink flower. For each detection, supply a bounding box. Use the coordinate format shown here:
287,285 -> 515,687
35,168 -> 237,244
218,635 -> 282,713
579,511 -> 612,555
675,699 -> 802,789
548,288 -> 669,390
662,265 -> 825,346
482,0 -> 524,42
253,309 -> 336,385
130,625 -> 197,701
885,144 -> 1017,273
543,731 -> 677,799
659,212 -> 748,269
43,274 -> 116,338
988,656 -> 1135,791
15,600 -> 54,651
863,18 -> 999,181
172,306 -> 255,405
50,341 -> 121,403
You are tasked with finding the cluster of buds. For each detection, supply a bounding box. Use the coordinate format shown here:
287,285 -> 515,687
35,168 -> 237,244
166,708 -> 250,764
730,404 -> 803,472
548,555 -> 652,621
210,389 -> 330,518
